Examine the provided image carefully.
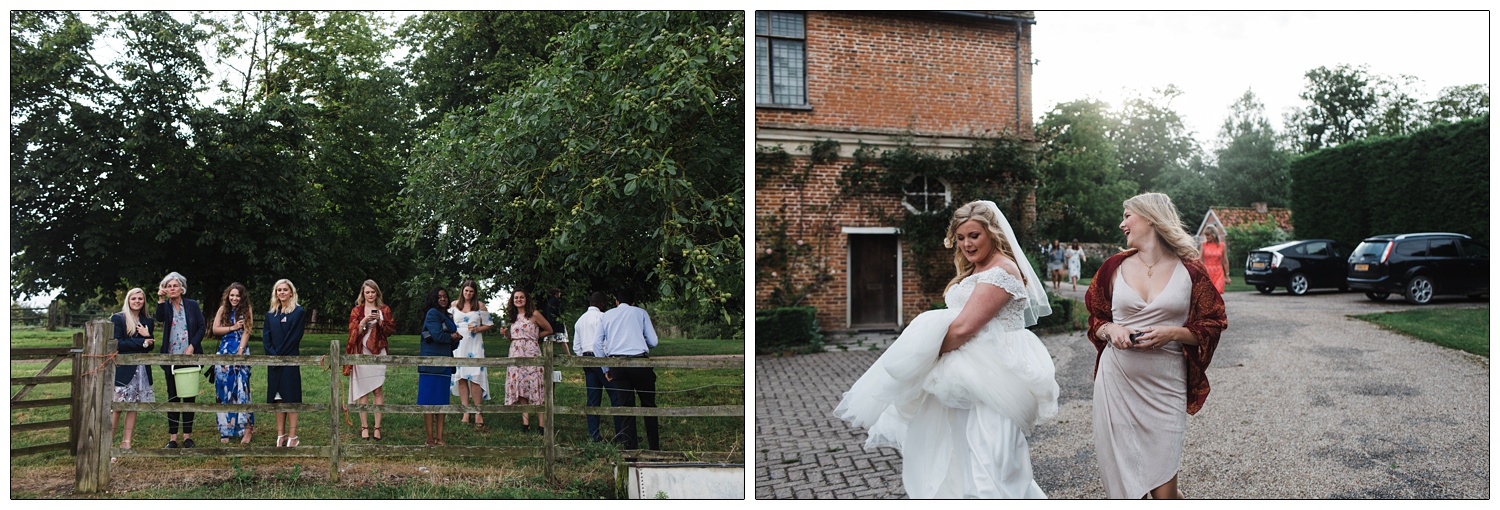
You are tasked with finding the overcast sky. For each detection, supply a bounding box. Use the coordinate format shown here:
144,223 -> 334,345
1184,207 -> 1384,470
1030,10 -> 1491,151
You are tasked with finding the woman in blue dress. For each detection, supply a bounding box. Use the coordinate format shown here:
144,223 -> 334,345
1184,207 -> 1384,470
264,279 -> 307,448
419,288 -> 461,446
211,282 -> 255,444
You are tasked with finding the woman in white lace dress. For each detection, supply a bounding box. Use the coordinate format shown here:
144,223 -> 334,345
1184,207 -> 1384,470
835,200 -> 1059,499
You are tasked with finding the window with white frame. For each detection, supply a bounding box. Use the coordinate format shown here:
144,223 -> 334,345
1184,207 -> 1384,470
755,11 -> 806,106
902,175 -> 952,214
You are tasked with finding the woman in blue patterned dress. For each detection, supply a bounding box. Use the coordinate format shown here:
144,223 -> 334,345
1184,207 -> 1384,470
211,282 -> 255,444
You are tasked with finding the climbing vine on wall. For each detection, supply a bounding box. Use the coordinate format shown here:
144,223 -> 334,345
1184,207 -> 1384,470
755,139 -> 843,307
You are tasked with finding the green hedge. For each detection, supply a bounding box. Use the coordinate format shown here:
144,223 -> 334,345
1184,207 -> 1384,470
754,306 -> 824,354
1034,293 -> 1076,330
1291,115 -> 1489,245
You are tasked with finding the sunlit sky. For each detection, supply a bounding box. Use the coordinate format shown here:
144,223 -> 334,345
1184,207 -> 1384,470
1030,10 -> 1490,152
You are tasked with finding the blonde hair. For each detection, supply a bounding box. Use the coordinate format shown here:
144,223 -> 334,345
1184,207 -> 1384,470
1124,192 -> 1201,261
1203,226 -> 1222,244
120,288 -> 147,333
354,279 -> 385,308
943,201 -> 1026,292
269,279 -> 300,314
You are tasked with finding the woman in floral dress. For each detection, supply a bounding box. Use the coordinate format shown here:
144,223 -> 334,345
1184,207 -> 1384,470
504,289 -> 553,433
211,282 -> 255,444
450,279 -> 494,429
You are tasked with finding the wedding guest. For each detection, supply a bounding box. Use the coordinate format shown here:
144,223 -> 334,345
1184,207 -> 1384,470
346,279 -> 395,441
504,289 -> 553,434
419,288 -> 461,446
450,279 -> 494,429
210,282 -> 255,444
111,288 -> 156,451
1085,192 -> 1228,499
155,272 -> 205,449
598,288 -> 664,451
1200,227 -> 1231,293
264,279 -> 308,448
572,291 -> 610,443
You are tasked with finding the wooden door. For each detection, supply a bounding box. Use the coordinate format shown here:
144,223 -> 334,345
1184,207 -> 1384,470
849,234 -> 898,328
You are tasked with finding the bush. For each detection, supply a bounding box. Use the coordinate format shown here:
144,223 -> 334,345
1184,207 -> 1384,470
754,307 -> 823,354
1225,218 -> 1290,267
1033,294 -> 1076,331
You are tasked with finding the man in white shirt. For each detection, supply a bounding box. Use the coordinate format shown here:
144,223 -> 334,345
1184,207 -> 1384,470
598,288 -> 660,450
572,291 -> 610,443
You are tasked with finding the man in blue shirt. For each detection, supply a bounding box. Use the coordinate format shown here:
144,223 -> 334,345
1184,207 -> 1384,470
598,288 -> 660,450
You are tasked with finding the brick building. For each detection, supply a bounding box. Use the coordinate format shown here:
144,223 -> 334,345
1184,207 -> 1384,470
755,11 -> 1037,331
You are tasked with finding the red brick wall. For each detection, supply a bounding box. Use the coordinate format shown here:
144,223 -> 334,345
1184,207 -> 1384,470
757,11 -> 1032,137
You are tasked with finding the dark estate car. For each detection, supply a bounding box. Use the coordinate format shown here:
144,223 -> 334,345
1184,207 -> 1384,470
1347,232 -> 1489,304
1244,239 -> 1354,295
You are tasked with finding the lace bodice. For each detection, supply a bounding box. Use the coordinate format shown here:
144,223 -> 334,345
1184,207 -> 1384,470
944,266 -> 1031,332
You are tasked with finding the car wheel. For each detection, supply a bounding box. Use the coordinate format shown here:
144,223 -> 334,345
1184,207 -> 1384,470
1256,285 -> 1274,294
1365,292 -> 1390,301
1405,276 -> 1434,305
1288,273 -> 1310,295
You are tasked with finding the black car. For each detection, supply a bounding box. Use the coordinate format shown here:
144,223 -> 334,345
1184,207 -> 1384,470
1347,232 -> 1488,304
1244,239 -> 1354,295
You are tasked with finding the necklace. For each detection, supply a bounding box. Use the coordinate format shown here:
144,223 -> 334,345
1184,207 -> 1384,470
1140,253 -> 1162,277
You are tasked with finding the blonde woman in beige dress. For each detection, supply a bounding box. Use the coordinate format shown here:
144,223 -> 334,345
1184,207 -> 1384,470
1084,193 -> 1227,499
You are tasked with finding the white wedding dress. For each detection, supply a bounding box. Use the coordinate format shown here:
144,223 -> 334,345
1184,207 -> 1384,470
835,266 -> 1059,498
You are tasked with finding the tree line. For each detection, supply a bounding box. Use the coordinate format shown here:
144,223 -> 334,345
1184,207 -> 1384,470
10,11 -> 745,333
1033,64 -> 1488,243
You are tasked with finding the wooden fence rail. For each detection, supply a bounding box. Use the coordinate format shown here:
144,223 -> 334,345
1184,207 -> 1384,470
74,319 -> 744,494
8,332 -> 84,458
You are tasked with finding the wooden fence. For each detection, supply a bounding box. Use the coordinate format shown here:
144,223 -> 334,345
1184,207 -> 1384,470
9,332 -> 85,457
73,319 -> 744,494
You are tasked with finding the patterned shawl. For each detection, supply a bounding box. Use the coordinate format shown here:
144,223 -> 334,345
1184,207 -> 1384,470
1084,250 -> 1228,415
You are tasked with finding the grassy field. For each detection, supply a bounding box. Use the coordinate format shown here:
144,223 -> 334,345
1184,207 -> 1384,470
1350,308 -> 1489,357
9,326 -> 745,498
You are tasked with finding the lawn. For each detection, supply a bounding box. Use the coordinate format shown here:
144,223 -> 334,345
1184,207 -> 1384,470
1350,308 -> 1489,357
8,326 -> 745,498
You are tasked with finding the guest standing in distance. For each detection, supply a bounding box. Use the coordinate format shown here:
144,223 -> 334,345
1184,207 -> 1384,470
504,289 -> 553,433
598,288 -> 661,450
418,288 -> 461,446
210,283 -> 255,444
1085,192 -> 1227,499
544,287 -> 566,338
572,291 -> 610,443
1200,227 -> 1230,294
111,288 -> 156,451
1048,240 -> 1067,290
263,279 -> 308,448
1065,240 -> 1088,292
155,272 -> 206,449
346,280 -> 395,441
449,279 -> 494,429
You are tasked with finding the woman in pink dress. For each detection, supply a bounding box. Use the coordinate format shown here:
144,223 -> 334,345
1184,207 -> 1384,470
1200,228 -> 1230,293
504,289 -> 553,433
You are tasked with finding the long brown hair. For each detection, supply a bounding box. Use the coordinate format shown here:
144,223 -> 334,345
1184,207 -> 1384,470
943,201 -> 1026,293
453,279 -> 481,312
507,289 -> 536,323
216,282 -> 254,339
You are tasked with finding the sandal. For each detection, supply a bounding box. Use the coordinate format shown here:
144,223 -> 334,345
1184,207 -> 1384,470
361,426 -> 370,440
287,435 -> 300,448
460,413 -> 470,424
220,437 -> 230,444
242,426 -> 253,445
120,439 -> 131,450
276,434 -> 287,448
373,427 -> 382,441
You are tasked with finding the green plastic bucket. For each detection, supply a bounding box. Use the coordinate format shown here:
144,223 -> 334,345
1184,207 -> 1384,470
171,366 -> 201,397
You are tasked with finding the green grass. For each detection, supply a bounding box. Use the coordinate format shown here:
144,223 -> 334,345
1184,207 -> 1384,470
1350,308 -> 1489,357
9,326 -> 744,498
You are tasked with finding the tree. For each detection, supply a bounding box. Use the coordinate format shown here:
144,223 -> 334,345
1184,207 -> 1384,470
1368,73 -> 1426,138
396,11 -> 744,321
1033,99 -> 1138,242
1113,85 -> 1199,191
1284,64 -> 1379,153
1424,84 -> 1489,125
1212,89 -> 1291,209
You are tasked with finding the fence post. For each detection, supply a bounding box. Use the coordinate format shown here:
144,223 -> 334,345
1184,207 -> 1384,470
543,339 -> 555,482
69,331 -> 83,455
75,320 -> 113,493
329,340 -> 342,483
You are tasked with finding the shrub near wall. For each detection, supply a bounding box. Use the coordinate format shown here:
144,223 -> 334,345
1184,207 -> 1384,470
754,307 -> 824,354
1292,115 -> 1489,244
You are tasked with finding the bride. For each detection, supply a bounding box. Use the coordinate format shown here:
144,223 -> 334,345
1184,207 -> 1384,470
835,200 -> 1059,499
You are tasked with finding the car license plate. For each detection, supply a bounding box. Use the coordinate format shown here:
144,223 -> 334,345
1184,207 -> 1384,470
1251,262 -> 1266,270
1355,264 -> 1369,272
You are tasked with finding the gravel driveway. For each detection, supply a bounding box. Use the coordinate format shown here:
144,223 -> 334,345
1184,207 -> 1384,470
754,289 -> 1489,499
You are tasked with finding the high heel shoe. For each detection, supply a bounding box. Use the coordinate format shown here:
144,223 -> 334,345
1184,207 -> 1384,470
287,435 -> 300,448
361,426 -> 370,440
276,434 -> 287,448
373,427 -> 382,441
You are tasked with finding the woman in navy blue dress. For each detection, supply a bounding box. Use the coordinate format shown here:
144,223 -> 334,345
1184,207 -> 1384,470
111,287 -> 156,451
155,272 -> 206,449
419,288 -> 460,446
264,279 -> 307,447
